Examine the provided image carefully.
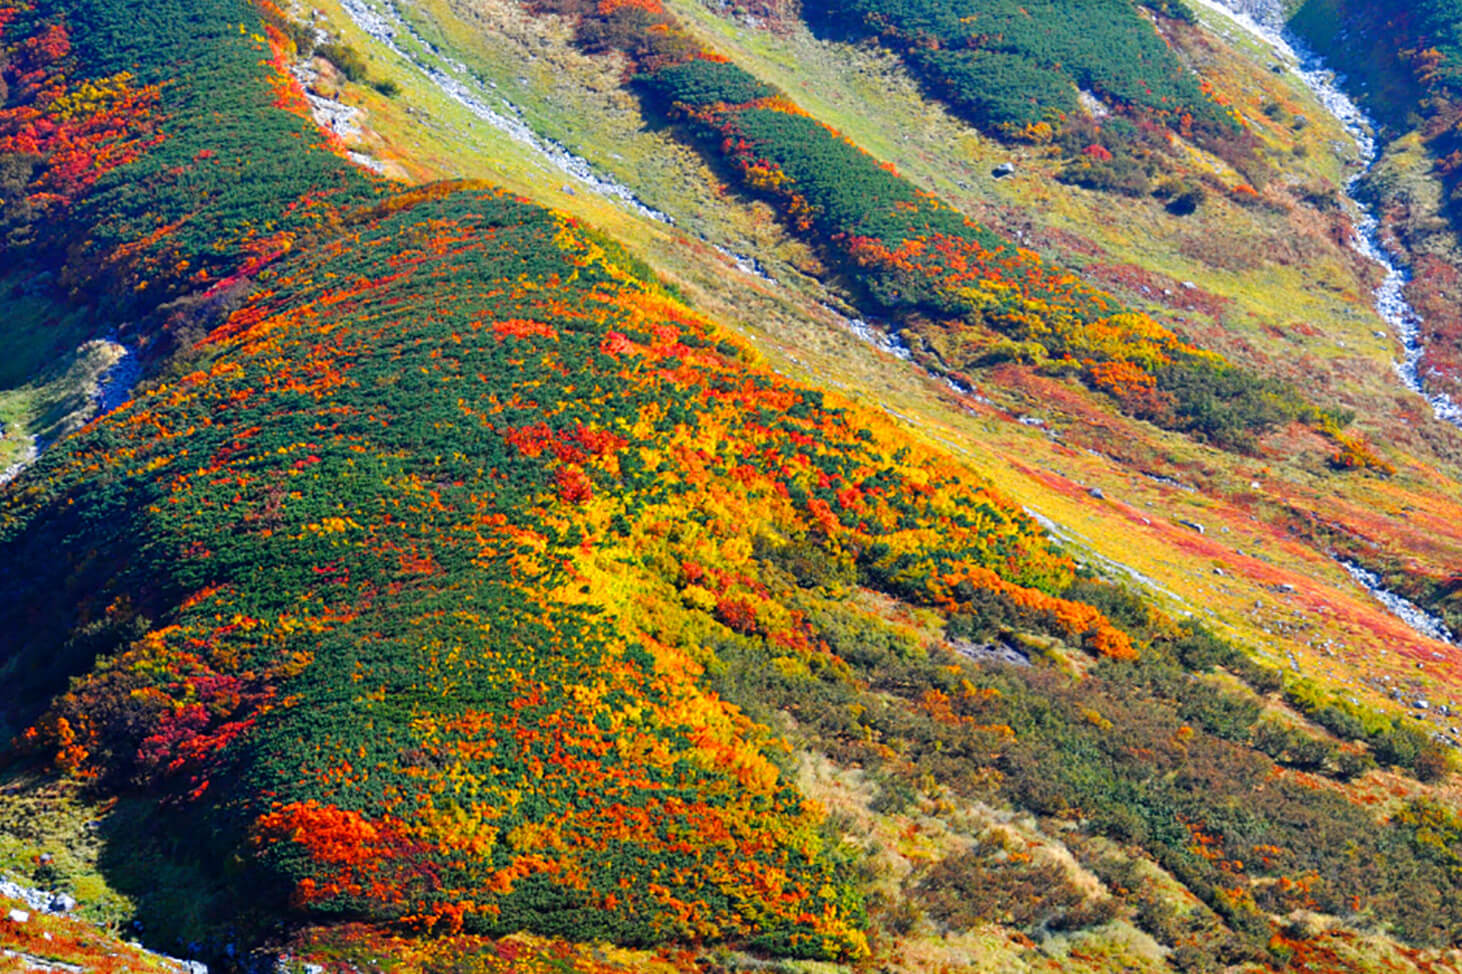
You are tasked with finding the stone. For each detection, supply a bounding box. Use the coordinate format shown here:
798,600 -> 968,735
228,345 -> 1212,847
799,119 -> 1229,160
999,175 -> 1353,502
992,162 -> 1017,178
6,909 -> 28,924
47,893 -> 77,914
1088,486 -> 1105,499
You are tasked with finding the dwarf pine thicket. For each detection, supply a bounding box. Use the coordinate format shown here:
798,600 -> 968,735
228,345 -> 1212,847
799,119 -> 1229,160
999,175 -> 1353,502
2,0 -> 1462,968
542,0 -> 1322,451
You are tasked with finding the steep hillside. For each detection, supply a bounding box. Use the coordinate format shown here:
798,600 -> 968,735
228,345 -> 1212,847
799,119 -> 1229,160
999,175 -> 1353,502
4,0 -> 1462,971
1289,0 -> 1462,407
802,0 -> 1256,187
360,0 -> 1462,724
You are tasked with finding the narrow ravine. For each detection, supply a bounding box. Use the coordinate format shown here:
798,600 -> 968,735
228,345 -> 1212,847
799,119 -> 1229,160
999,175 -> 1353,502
0,339 -> 138,487
339,0 -> 671,223
93,340 -> 139,416
1341,560 -> 1456,647
1188,0 -> 1462,429
1189,0 -> 1462,652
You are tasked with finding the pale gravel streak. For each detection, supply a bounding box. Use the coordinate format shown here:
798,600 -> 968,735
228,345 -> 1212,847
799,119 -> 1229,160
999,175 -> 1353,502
337,0 -> 670,222
1341,560 -> 1456,646
1022,508 -> 1195,610
289,60 -> 389,175
816,304 -> 913,362
1187,0 -> 1462,428
1190,0 -> 1462,648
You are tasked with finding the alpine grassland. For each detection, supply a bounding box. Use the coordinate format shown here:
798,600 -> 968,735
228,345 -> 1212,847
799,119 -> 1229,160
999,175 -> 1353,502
5,0 -> 1462,970
536,0 -> 1325,452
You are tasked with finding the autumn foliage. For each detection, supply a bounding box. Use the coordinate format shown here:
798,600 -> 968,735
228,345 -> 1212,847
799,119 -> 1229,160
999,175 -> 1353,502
536,9 -> 1310,448
0,41 -> 1117,944
6,0 -> 1458,967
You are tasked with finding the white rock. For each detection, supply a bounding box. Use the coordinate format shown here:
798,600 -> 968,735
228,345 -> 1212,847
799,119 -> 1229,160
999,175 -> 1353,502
7,909 -> 29,923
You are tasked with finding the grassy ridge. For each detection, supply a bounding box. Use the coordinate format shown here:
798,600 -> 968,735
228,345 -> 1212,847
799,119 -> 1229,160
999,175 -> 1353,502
2,175 -> 1130,955
4,0 -> 1462,968
801,0 -> 1239,146
537,0 -> 1321,451
1,0 -> 1129,957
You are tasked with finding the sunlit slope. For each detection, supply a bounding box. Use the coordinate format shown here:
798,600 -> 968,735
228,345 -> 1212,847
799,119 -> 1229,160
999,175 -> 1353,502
5,0 -> 1462,970
297,0 -> 1462,724
11,168 -> 1180,952
0,0 -> 1128,951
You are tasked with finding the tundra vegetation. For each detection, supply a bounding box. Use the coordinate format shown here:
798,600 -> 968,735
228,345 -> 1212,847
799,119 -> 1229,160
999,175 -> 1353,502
1,0 -> 1461,972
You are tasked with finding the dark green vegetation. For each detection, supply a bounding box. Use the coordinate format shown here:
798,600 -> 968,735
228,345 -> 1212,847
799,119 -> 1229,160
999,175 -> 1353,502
630,50 -> 1308,450
0,0 -> 380,362
802,0 -> 1226,136
800,0 -> 1257,188
3,0 -> 1462,969
716,582 -> 1462,963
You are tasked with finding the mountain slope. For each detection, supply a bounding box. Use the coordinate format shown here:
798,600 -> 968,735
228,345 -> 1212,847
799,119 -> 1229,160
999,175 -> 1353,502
3,0 -> 1462,971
